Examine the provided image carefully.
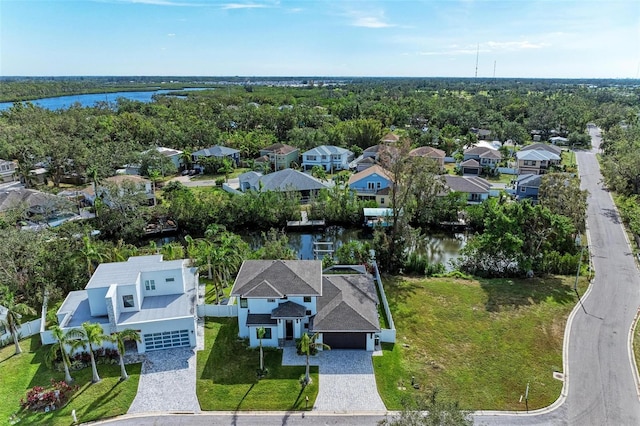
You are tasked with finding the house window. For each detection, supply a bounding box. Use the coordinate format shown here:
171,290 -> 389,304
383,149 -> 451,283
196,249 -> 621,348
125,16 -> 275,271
166,277 -> 175,283
122,295 -> 134,308
307,155 -> 316,161
145,280 -> 155,290
303,296 -> 311,303
240,298 -> 248,308
267,298 -> 275,303
380,198 -> 385,204
304,323 -> 309,329
257,328 -> 272,339
305,310 -> 312,316
321,155 -> 327,160
367,182 -> 376,190
520,187 -> 526,192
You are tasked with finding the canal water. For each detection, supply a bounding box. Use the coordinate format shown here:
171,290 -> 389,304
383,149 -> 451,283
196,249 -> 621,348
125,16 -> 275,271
241,226 -> 467,270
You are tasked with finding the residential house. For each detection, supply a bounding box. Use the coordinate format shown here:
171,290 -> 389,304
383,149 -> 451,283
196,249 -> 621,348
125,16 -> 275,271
409,146 -> 446,168
125,147 -> 184,176
443,175 -> 491,204
459,159 -> 482,175
471,128 -> 492,140
56,255 -> 198,353
0,188 -> 75,227
550,136 -> 569,146
82,175 -> 156,206
192,145 -> 240,171
463,146 -> 502,175
355,144 -> 399,172
238,168 -> 329,202
0,159 -> 16,183
381,132 -> 400,144
302,145 -> 354,172
348,165 -> 393,206
516,150 -> 561,175
520,142 -> 562,157
231,260 -> 380,350
259,143 -> 299,171
514,174 -> 543,202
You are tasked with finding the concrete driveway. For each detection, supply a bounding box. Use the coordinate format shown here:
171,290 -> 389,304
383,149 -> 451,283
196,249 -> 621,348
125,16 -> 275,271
282,346 -> 386,412
127,348 -> 200,414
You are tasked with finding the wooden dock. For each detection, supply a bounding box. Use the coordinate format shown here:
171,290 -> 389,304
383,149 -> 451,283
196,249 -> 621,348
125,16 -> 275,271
287,211 -> 326,229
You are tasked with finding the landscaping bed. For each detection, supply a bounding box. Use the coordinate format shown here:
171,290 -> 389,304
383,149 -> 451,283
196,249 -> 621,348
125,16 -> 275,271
1,336 -> 141,426
196,318 -> 318,411
374,274 -> 589,411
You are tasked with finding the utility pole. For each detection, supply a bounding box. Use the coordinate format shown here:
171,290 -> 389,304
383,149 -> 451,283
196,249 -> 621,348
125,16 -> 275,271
493,60 -> 497,79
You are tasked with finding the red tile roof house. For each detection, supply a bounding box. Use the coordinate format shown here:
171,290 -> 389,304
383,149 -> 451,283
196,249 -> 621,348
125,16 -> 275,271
230,260 -> 380,350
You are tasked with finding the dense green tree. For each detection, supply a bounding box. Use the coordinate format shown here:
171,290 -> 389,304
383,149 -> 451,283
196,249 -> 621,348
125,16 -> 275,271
538,173 -> 588,233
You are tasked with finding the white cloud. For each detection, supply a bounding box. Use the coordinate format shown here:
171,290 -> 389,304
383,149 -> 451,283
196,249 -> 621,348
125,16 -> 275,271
486,41 -> 547,50
121,0 -> 203,6
346,9 -> 394,28
167,33 -> 176,37
220,3 -> 269,10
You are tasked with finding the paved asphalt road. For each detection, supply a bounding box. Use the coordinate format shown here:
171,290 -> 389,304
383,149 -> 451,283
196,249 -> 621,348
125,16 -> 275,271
95,128 -> 640,426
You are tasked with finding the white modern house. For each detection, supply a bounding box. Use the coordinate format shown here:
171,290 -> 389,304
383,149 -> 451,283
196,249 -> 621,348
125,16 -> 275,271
56,255 -> 198,353
231,260 -> 380,350
301,145 -> 354,172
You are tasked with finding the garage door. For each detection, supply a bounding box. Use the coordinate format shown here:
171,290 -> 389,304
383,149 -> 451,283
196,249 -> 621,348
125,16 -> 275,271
323,332 -> 366,349
143,330 -> 190,351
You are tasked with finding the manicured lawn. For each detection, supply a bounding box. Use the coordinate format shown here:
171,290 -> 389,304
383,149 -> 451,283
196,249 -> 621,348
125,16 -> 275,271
197,318 -> 318,411
373,274 -> 589,411
0,336 -> 141,426
201,278 -> 234,304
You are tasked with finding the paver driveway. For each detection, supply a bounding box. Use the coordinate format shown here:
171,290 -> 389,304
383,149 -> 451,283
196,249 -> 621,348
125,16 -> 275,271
282,346 -> 386,412
127,348 -> 200,414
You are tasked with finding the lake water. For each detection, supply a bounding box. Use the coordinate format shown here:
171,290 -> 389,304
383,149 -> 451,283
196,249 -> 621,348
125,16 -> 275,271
0,87 -> 208,111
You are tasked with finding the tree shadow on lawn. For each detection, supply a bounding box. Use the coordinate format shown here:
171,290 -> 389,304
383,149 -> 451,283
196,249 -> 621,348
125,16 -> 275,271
201,318 -> 260,385
478,276 -> 576,312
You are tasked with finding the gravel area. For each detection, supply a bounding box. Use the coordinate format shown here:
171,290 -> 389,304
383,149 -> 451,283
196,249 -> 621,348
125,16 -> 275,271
282,345 -> 386,412
127,348 -> 200,414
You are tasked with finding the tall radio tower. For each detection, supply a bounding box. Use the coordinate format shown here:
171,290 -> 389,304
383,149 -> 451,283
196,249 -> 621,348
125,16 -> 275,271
474,44 -> 479,78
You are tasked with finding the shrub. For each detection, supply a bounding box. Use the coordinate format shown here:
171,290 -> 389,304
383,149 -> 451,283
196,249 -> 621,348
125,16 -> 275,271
20,379 -> 78,412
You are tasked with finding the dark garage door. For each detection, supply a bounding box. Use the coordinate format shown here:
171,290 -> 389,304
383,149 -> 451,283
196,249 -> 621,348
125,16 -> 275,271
323,332 -> 366,349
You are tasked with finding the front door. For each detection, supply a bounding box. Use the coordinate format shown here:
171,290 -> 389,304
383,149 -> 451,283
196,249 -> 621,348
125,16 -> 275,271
285,320 -> 294,340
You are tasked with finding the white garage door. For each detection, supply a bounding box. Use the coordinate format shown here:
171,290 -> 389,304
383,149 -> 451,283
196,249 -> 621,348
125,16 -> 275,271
143,329 -> 190,351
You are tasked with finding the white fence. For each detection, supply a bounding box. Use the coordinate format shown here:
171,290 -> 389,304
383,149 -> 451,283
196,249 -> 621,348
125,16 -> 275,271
1,318 -> 43,346
222,183 -> 243,195
371,259 -> 396,344
498,167 -> 518,175
197,303 -> 237,317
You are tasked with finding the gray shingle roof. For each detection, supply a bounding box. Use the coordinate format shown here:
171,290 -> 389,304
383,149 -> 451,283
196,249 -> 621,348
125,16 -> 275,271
271,301 -> 307,318
464,146 -> 501,158
193,145 -> 239,158
0,188 -> 70,213
246,314 -> 278,326
444,175 -> 491,194
409,146 -> 446,158
520,143 -> 562,156
303,145 -> 352,157
516,150 -> 560,161
231,260 -> 323,297
516,174 -> 543,188
460,159 -> 481,167
311,275 -> 380,333
257,169 -> 329,192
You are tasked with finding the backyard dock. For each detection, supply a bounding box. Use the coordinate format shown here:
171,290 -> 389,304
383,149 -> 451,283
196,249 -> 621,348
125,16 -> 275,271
287,211 -> 326,229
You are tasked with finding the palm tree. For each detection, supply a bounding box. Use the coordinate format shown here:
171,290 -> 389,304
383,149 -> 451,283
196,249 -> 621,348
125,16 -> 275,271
0,291 -> 36,355
79,235 -> 105,278
68,322 -> 109,383
299,332 -> 330,385
45,325 -> 75,383
110,329 -> 141,381
180,149 -> 193,171
257,327 -> 266,372
160,242 -> 185,261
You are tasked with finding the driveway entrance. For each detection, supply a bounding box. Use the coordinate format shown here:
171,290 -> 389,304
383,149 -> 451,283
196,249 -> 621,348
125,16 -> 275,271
282,346 -> 386,412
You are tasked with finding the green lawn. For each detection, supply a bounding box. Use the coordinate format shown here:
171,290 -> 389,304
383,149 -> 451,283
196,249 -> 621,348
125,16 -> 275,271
0,336 -> 141,426
196,318 -> 318,411
374,275 -> 589,411
201,278 -> 234,304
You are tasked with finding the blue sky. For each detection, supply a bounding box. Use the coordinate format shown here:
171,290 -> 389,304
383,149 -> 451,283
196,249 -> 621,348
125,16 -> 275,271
1,0 -> 639,78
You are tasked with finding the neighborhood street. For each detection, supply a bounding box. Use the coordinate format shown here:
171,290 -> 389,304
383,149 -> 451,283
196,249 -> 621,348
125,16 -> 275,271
94,127 -> 640,426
